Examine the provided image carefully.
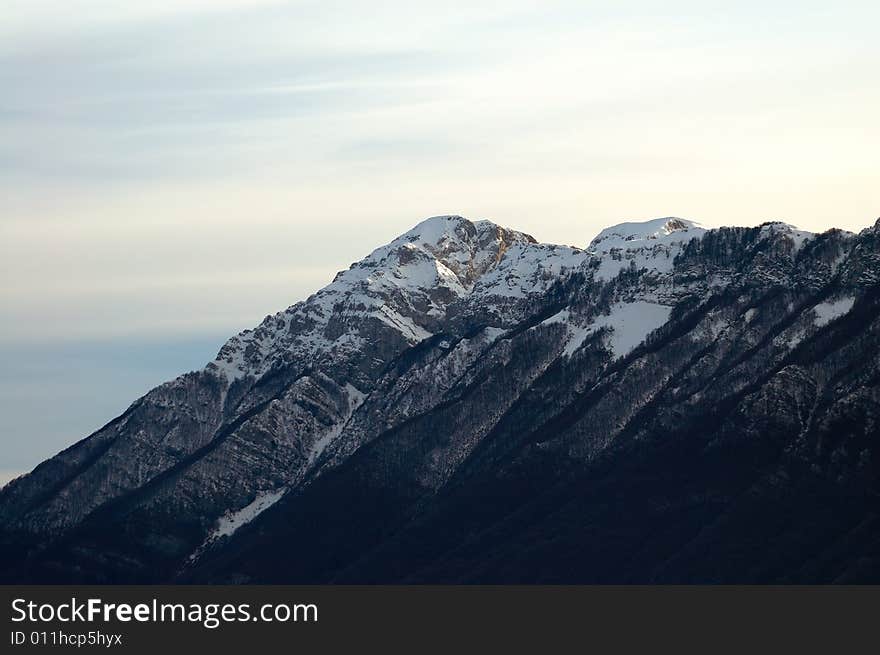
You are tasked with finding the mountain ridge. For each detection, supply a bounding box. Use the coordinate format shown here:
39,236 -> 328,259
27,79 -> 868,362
2,214 -> 879,583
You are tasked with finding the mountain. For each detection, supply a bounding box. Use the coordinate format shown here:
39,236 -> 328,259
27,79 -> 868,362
2,214 -> 879,583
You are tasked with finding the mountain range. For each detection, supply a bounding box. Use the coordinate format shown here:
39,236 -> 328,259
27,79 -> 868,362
2,214 -> 879,583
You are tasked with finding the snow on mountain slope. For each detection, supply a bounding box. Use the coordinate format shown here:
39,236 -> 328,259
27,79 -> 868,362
590,217 -> 703,248
200,215 -> 715,504
212,488 -> 286,539
590,301 -> 673,357
208,216 -> 591,382
558,301 -> 674,358
759,221 -> 815,252
472,241 -> 589,298
308,382 -> 366,463
813,295 -> 856,327
6,213 -> 877,584
588,217 -> 707,281
188,487 -> 288,560
5,214 -> 712,546
208,215 -> 722,384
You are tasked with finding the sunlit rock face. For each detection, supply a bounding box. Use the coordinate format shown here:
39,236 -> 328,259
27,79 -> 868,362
2,215 -> 879,584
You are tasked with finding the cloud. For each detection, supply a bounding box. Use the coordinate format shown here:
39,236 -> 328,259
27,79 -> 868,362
2,1 -> 879,337
2,0 -> 879,471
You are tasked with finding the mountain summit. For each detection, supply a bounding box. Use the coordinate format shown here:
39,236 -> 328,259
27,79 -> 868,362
209,215 -> 581,382
2,215 -> 878,583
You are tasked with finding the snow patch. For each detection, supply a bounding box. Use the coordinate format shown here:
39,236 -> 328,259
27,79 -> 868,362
563,323 -> 596,357
212,489 -> 286,540
774,321 -> 810,349
540,309 -> 570,326
592,301 -> 673,357
374,306 -> 433,342
480,326 -> 506,342
563,301 -> 672,358
309,383 -> 366,463
474,243 -> 588,298
813,296 -> 856,327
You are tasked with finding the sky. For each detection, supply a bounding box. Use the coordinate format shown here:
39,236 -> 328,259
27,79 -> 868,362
1,1 -> 879,481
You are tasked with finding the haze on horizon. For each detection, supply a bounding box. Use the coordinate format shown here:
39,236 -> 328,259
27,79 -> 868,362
1,0 -> 878,477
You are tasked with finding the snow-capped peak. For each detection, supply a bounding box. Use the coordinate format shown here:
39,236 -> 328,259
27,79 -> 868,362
398,215 -> 479,246
208,215 -> 582,382
757,221 -> 815,252
361,215 -> 537,291
588,217 -> 706,282
589,217 -> 703,251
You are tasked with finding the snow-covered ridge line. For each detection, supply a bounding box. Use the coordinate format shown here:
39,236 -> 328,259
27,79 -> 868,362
587,217 -> 707,282
206,215 -> 814,382
206,215 -> 584,381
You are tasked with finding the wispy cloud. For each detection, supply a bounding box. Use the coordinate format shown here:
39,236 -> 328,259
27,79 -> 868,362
2,0 -> 879,472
